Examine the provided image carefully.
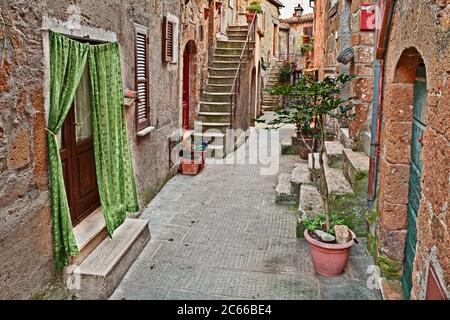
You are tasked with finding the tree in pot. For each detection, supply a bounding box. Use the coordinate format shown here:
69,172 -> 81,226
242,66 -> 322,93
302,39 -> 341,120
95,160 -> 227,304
261,75 -> 318,160
245,0 -> 263,23
301,74 -> 356,276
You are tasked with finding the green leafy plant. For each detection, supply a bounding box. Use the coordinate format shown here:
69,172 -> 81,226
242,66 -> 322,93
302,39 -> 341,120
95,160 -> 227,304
300,37 -> 314,56
279,62 -> 293,84
303,214 -> 345,236
246,0 -> 263,14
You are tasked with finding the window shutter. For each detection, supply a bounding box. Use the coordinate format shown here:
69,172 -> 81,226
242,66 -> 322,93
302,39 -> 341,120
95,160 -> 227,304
135,25 -> 150,132
163,17 -> 175,63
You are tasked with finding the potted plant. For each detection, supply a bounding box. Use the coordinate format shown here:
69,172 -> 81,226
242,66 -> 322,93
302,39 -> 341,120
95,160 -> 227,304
245,0 -> 263,23
180,147 -> 202,175
193,141 -> 209,170
303,214 -> 356,276
301,74 -> 356,276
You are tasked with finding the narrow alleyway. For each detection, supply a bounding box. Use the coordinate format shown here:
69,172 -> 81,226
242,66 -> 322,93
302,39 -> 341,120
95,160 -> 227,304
111,113 -> 381,300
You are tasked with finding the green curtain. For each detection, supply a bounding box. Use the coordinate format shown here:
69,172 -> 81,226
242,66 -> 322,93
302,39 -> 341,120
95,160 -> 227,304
47,31 -> 89,270
47,32 -> 139,270
88,43 -> 139,235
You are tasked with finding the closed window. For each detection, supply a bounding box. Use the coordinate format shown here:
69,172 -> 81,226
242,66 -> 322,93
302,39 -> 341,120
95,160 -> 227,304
163,14 -> 179,63
135,24 -> 150,132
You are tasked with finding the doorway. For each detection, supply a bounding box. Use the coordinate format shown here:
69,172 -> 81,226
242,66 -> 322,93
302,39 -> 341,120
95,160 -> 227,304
183,46 -> 190,130
59,65 -> 100,226
402,65 -> 427,299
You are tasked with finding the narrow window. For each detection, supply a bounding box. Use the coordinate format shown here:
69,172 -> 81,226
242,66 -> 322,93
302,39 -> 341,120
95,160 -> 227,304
135,24 -> 150,132
164,17 -> 175,63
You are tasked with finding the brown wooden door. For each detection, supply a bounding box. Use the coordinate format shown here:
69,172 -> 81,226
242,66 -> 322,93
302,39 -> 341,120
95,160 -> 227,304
182,46 -> 190,130
59,67 -> 100,226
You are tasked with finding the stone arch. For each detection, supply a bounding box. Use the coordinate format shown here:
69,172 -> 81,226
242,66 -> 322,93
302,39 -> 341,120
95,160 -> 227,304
182,40 -> 198,129
377,47 -> 427,294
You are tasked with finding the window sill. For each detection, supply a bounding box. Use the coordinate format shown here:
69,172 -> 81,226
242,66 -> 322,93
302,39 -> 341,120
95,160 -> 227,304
137,126 -> 155,137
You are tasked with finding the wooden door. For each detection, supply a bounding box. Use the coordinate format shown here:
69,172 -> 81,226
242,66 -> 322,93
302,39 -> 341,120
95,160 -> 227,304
60,66 -> 100,226
182,47 -> 190,130
402,66 -> 427,299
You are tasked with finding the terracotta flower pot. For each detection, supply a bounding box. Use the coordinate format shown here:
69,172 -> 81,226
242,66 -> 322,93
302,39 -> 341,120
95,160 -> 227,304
296,136 -> 314,160
304,229 -> 355,277
246,13 -> 256,23
181,158 -> 200,175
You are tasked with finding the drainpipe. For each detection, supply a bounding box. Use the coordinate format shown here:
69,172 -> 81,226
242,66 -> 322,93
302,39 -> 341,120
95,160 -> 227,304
367,0 -> 395,212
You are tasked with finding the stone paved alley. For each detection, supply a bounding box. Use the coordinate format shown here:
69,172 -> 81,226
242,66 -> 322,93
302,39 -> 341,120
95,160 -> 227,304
111,114 -> 381,300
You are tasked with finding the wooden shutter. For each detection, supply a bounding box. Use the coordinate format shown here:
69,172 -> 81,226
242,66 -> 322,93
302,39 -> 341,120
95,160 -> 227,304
135,25 -> 150,132
163,17 -> 175,63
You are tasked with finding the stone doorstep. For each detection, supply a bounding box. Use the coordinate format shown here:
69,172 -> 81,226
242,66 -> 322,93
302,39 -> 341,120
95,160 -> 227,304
68,218 -> 151,299
275,173 -> 296,205
308,152 -> 354,197
339,127 -> 352,149
299,184 -> 324,218
325,140 -> 344,166
71,208 -> 108,266
290,163 -> 313,195
342,148 -> 370,188
379,278 -> 405,300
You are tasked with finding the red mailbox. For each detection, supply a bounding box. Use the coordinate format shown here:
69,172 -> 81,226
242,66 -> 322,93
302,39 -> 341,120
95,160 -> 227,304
360,4 -> 376,31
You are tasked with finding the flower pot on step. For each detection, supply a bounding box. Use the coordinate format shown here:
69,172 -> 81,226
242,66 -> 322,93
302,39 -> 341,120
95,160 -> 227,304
304,229 -> 355,276
296,136 -> 314,160
181,158 -> 201,175
246,13 -> 256,23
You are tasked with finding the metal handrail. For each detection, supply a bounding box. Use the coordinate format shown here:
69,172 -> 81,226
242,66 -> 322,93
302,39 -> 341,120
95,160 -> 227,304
229,14 -> 257,128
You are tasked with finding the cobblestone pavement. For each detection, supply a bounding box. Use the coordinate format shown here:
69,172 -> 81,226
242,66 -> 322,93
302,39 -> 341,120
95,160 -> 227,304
111,114 -> 381,300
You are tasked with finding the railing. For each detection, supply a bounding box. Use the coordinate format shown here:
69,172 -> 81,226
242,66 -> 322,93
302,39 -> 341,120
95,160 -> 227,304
229,14 -> 256,129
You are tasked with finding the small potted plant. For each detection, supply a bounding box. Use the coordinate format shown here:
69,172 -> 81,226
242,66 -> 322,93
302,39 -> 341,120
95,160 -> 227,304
193,141 -> 209,170
245,0 -> 263,23
303,214 -> 356,276
180,147 -> 202,175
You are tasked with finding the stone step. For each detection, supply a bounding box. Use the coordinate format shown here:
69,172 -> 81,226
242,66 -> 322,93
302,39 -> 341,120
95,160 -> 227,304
69,218 -> 150,299
322,158 -> 354,198
213,54 -> 242,62
227,25 -> 249,32
325,140 -> 344,167
200,101 -> 231,112
216,40 -> 248,49
362,131 -> 371,157
197,111 -> 231,123
206,144 -> 226,159
342,148 -> 370,191
71,208 -> 108,266
290,162 -> 313,194
209,67 -> 239,77
193,131 -> 226,143
262,105 -> 275,112
206,84 -> 233,93
203,92 -> 233,103
262,100 -> 276,107
208,75 -> 235,85
195,121 -> 231,134
298,184 -> 324,219
275,173 -> 296,205
215,47 -> 251,56
228,35 -> 247,41
212,61 -> 243,68
339,127 -> 352,149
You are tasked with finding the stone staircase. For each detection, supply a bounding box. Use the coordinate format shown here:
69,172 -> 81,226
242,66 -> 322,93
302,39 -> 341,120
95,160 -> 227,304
64,209 -> 150,299
262,60 -> 284,112
195,25 -> 254,158
276,137 -> 370,237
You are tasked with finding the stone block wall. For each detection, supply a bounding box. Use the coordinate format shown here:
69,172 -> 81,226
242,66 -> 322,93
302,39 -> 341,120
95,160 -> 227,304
0,0 -> 182,298
376,0 -> 449,299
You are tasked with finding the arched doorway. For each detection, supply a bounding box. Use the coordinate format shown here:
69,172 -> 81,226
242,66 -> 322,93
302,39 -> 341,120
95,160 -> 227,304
250,67 -> 257,125
182,41 -> 197,130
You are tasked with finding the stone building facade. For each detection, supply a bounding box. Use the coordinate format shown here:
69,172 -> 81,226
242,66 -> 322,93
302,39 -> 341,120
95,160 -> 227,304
374,0 -> 449,300
280,11 -> 314,70
313,0 -> 375,150
0,0 -> 182,299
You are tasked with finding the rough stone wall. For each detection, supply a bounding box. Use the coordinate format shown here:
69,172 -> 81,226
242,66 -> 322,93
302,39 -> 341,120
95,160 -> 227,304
0,0 -> 181,299
313,0 -> 375,147
281,19 -> 314,68
260,0 -> 281,65
376,0 -> 449,299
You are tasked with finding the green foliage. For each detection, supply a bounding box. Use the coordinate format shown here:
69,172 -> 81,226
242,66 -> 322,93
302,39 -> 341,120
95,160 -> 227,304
279,63 -> 292,84
246,1 -> 263,14
300,37 -> 314,56
303,214 -> 345,236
